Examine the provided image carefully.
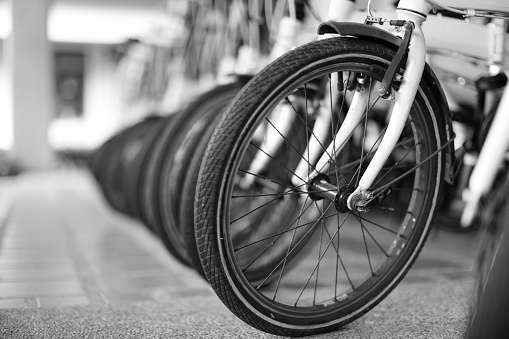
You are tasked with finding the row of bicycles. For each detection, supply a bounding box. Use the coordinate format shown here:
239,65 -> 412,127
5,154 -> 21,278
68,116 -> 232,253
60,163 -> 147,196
88,0 -> 509,337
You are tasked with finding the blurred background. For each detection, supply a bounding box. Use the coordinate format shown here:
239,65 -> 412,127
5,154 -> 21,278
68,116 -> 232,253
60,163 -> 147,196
0,0 -> 188,174
0,0 -> 393,175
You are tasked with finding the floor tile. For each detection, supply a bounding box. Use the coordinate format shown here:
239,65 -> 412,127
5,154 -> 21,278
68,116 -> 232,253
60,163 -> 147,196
0,280 -> 84,298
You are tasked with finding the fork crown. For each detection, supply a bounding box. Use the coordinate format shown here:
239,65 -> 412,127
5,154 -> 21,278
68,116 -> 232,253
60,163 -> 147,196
396,0 -> 433,21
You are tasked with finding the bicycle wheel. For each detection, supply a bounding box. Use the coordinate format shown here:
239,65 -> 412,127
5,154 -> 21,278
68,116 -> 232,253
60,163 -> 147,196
195,37 -> 451,336
180,114 -> 221,277
139,109 -> 196,266
181,102 -> 308,279
98,117 -> 162,216
138,113 -> 181,233
157,81 -> 248,268
466,166 -> 509,338
122,116 -> 169,220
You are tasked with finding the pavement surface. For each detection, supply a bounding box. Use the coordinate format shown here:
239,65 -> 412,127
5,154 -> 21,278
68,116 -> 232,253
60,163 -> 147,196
0,169 -> 479,338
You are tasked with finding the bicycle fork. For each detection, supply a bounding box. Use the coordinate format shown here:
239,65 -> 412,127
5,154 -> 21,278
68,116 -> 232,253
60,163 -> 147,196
242,0 -> 433,213
299,2 -> 431,212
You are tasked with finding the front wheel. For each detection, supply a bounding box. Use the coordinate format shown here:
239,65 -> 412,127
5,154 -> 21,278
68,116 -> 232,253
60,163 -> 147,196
195,37 -> 450,336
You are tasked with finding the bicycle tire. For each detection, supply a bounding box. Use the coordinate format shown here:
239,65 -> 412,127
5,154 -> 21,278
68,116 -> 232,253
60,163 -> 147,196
138,113 -> 180,232
195,37 -> 450,336
87,132 -> 122,183
157,81 -> 248,268
139,81 -> 249,266
157,81 -> 247,276
88,132 -> 127,211
139,109 -> 195,265
466,166 -> 509,338
122,115 -> 169,220
180,115 -> 220,277
99,118 -> 161,216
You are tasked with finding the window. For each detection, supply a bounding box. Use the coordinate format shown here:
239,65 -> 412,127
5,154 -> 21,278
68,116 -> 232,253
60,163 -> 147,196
54,52 -> 84,118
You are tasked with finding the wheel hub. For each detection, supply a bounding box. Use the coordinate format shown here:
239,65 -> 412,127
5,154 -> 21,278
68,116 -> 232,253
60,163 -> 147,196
307,174 -> 354,213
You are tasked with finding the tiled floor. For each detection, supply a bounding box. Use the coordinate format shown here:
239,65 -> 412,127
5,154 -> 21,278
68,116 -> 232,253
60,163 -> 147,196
0,169 -> 480,338
0,170 -> 212,311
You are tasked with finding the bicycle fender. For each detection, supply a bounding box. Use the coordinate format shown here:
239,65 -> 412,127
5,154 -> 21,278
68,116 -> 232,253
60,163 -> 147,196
318,21 -> 455,184
318,21 -> 402,48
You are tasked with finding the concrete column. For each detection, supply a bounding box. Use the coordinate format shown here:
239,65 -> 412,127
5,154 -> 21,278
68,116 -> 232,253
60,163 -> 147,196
5,0 -> 54,171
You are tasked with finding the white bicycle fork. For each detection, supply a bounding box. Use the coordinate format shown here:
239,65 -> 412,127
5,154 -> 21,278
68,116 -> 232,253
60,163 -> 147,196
294,0 -> 432,210
244,0 -> 434,212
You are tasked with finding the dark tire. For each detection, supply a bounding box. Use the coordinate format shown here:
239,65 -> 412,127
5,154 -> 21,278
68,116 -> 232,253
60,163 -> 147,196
87,133 -> 118,183
138,114 -> 181,232
121,116 -> 169,220
466,167 -> 509,339
180,115 -> 222,278
95,132 -> 131,214
195,38 -> 450,336
97,117 -> 163,216
140,81 -> 248,267
172,82 -> 247,276
139,110 -> 195,266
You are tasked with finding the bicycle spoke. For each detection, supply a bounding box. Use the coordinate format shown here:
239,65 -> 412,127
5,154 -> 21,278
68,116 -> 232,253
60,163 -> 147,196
354,163 -> 419,179
234,207 -> 340,252
272,195 -> 312,301
355,77 -> 373,186
305,83 -> 311,179
334,136 -> 414,176
286,96 -> 333,169
328,74 -> 348,185
249,141 -> 308,185
372,142 -> 420,188
230,186 -> 302,224
253,203 -> 335,289
313,201 -> 325,306
359,214 -> 375,276
356,214 -> 408,239
372,138 -> 455,195
315,95 -> 382,177
294,213 -> 350,306
347,108 -> 413,188
232,191 -> 305,198
264,116 -> 317,176
390,187 -> 419,191
353,213 -> 391,258
372,205 -> 395,212
321,212 -> 356,291
238,168 -> 301,191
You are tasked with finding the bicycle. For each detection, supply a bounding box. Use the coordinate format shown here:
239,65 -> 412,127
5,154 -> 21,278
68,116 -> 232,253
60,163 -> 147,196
193,0 -> 509,336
